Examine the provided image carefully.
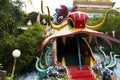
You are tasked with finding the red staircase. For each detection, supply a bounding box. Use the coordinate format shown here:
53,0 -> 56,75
67,66 -> 96,80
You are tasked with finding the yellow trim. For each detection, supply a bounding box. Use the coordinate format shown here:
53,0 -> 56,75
62,37 -> 66,45
61,57 -> 66,66
46,6 -> 68,31
83,38 -> 98,66
86,8 -> 120,30
87,34 -> 92,44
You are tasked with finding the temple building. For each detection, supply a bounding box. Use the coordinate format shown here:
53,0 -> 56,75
73,0 -> 115,17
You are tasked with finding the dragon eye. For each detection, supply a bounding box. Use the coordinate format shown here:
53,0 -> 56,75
57,16 -> 64,24
58,16 -> 64,20
67,18 -> 74,28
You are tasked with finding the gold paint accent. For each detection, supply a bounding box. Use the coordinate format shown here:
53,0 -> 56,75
96,0 -> 98,2
61,57 -> 66,66
87,35 -> 92,44
52,22 -> 68,31
46,6 -> 67,31
83,38 -> 98,65
56,57 -> 66,66
86,8 -> 120,30
62,37 -> 66,45
41,0 -> 44,13
90,57 -> 94,66
106,0 -> 110,2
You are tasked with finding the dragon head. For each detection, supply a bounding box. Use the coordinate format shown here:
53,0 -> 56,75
67,11 -> 88,29
38,6 -> 120,51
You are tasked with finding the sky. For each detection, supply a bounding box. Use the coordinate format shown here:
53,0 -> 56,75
21,0 -> 120,15
22,0 -> 73,15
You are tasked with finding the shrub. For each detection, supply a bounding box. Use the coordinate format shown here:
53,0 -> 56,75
0,24 -> 46,76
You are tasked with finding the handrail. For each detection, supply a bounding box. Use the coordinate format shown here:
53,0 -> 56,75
76,37 -> 82,70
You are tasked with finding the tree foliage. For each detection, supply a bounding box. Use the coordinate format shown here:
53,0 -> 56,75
0,24 -> 46,75
23,12 -> 38,25
0,0 -> 25,37
23,12 -> 52,26
90,13 -> 120,54
0,0 -> 25,24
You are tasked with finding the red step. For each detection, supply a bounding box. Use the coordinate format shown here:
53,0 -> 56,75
68,66 -> 90,70
67,66 -> 96,80
68,70 -> 91,74
71,78 -> 96,80
71,74 -> 93,78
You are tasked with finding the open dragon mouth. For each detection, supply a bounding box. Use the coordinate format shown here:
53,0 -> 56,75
38,7 -> 120,53
38,27 -> 120,52
56,36 -> 94,66
38,7 -> 120,67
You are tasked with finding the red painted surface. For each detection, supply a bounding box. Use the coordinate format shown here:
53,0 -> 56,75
67,66 -> 96,80
68,11 -> 88,28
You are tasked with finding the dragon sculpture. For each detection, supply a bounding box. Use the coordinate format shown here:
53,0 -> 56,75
35,1 -> 120,79
98,46 -> 119,69
106,54 -> 119,69
38,8 -> 120,55
53,5 -> 78,24
92,46 -> 120,80
99,46 -> 108,66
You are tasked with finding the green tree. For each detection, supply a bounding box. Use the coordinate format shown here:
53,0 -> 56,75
23,12 -> 38,25
0,24 -> 46,76
0,0 -> 25,37
0,0 -> 25,24
90,13 -> 120,54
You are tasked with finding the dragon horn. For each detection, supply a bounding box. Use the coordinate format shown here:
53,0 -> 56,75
46,6 -> 67,30
86,8 -> 120,30
41,0 -> 44,13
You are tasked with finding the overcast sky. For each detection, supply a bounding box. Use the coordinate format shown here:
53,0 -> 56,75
112,0 -> 120,8
22,0 -> 120,15
22,0 -> 73,15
